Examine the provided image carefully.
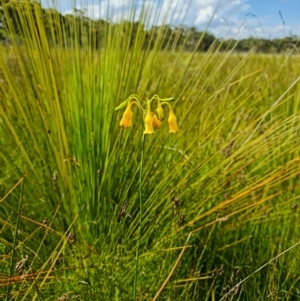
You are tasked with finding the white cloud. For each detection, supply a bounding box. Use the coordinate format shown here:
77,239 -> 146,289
64,0 -> 248,25
60,0 -> 295,39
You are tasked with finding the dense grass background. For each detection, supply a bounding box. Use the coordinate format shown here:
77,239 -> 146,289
0,1 -> 300,300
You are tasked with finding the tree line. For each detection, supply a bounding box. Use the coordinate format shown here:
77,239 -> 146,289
0,0 -> 299,54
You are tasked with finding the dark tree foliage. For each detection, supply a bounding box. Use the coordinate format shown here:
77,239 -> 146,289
0,0 -> 299,53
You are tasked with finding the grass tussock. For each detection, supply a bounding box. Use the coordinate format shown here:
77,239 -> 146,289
0,1 -> 300,300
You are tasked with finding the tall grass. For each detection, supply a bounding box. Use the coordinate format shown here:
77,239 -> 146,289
0,0 -> 300,300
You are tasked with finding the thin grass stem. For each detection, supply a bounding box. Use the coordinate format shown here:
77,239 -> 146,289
5,172 -> 25,301
133,133 -> 145,300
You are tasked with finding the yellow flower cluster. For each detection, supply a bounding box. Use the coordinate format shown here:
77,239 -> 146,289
118,95 -> 179,134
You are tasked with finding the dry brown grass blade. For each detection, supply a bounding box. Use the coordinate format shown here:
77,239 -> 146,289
151,233 -> 191,301
186,169 -> 285,228
0,172 -> 28,203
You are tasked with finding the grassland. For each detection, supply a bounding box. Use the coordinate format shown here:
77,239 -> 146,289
0,1 -> 300,301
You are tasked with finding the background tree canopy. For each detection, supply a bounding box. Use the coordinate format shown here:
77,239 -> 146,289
0,0 -> 299,53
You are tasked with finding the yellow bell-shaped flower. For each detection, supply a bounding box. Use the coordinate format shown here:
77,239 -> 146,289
168,106 -> 179,133
144,100 -> 155,134
156,100 -> 164,120
119,101 -> 134,128
153,114 -> 162,129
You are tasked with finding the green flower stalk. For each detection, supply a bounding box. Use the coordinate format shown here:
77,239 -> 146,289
115,94 -> 179,299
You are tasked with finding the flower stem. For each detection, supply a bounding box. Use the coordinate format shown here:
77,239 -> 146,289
133,133 -> 145,300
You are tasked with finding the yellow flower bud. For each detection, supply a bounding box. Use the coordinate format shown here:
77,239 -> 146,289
153,114 -> 162,129
144,100 -> 155,134
156,101 -> 164,120
119,101 -> 134,128
168,106 -> 179,133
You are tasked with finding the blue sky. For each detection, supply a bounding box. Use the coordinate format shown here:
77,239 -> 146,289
41,0 -> 300,38
242,0 -> 300,38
